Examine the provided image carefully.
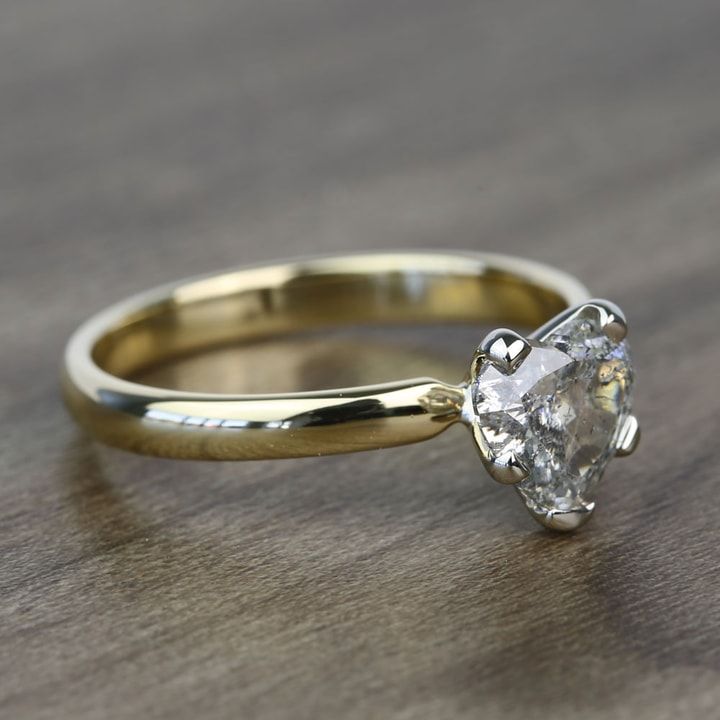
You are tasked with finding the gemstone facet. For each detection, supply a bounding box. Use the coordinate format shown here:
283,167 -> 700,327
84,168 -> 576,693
471,309 -> 634,520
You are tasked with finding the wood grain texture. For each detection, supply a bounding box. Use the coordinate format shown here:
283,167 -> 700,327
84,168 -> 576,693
2,1 -> 720,718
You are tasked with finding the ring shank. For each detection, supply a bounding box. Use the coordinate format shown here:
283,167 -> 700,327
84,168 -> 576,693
63,252 -> 590,459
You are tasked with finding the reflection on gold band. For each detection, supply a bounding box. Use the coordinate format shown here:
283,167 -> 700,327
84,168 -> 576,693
62,252 -> 590,460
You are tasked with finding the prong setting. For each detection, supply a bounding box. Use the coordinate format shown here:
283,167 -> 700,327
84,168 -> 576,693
524,501 -> 596,532
615,414 -> 640,456
583,299 -> 628,342
485,451 -> 530,485
531,298 -> 628,343
468,298 -> 636,532
470,425 -> 529,485
474,328 -> 531,375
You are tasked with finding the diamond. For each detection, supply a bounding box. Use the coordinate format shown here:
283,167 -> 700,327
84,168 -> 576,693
472,311 -> 634,517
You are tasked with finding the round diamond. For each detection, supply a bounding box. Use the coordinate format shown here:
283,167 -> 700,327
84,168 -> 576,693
472,314 -> 634,515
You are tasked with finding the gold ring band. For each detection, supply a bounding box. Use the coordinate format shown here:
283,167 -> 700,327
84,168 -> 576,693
62,251 -> 589,461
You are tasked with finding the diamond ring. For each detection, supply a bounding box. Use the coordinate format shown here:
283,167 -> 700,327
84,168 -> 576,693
62,252 -> 639,531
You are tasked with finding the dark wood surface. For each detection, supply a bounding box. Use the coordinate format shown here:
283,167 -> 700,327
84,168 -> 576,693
2,2 -> 720,718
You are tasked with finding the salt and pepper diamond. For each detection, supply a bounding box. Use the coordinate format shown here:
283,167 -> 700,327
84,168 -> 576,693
467,301 -> 637,531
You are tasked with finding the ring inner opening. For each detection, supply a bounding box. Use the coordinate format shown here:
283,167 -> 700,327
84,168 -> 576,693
92,266 -> 571,380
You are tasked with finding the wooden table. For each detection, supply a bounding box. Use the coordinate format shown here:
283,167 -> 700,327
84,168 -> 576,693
2,2 -> 719,718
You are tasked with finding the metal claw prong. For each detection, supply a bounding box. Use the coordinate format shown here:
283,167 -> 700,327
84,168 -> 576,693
475,328 -> 531,375
615,414 -> 640,456
525,502 -> 595,532
485,450 -> 530,485
470,425 -> 529,485
583,299 -> 628,342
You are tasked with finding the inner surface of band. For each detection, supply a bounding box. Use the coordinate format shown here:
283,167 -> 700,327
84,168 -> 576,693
92,255 -> 579,379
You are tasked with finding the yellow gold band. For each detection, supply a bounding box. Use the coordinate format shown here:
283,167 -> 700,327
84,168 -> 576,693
62,252 -> 590,460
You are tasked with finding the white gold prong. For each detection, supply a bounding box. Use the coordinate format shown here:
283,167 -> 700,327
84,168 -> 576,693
525,502 -> 595,532
584,299 -> 628,342
470,425 -> 529,485
615,414 -> 640,456
474,328 -> 531,375
531,299 -> 628,344
484,450 -> 530,485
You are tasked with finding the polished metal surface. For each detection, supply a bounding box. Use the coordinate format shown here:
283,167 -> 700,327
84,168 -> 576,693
615,414 -> 641,456
474,328 -> 532,375
62,251 -> 589,461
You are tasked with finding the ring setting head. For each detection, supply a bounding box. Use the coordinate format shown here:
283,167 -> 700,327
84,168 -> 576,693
467,300 -> 637,531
